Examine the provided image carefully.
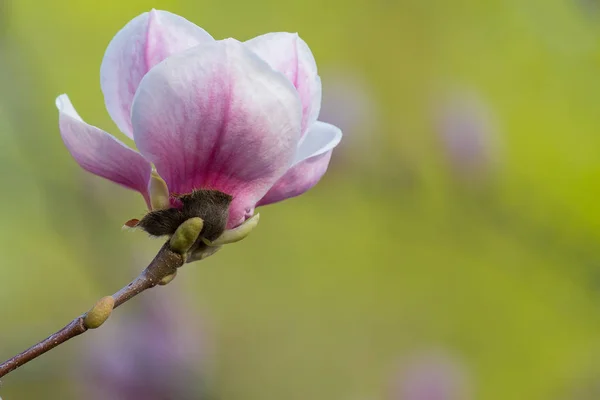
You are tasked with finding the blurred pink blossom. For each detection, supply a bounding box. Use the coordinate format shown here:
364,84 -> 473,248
77,285 -> 211,399
434,91 -> 501,182
319,68 -> 381,167
391,352 -> 473,400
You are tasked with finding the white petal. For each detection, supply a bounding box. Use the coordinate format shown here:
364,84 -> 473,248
245,32 -> 321,133
293,121 -> 342,165
100,9 -> 214,138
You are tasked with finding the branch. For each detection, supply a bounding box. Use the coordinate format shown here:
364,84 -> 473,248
0,239 -> 187,379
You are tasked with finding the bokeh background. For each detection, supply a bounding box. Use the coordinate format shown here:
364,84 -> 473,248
1,0 -> 600,399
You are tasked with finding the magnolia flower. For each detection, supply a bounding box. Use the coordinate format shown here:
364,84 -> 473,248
57,10 -> 342,237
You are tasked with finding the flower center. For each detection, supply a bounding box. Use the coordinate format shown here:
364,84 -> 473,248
137,189 -> 232,245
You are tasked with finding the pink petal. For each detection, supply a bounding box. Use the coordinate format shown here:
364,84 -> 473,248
245,32 -> 321,134
258,121 -> 342,206
100,9 -> 214,139
56,94 -> 152,201
131,39 -> 303,228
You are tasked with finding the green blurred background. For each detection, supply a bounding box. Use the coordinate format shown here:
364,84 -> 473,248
2,0 -> 600,399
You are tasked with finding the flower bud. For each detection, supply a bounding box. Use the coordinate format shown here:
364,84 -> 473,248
158,270 -> 177,286
169,217 -> 204,254
84,296 -> 115,329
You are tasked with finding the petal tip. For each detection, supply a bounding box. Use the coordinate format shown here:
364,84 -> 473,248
148,8 -> 159,22
55,93 -> 69,110
56,94 -> 82,121
330,124 -> 343,147
293,121 -> 342,165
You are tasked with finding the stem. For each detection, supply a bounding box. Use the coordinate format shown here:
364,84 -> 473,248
0,242 -> 184,379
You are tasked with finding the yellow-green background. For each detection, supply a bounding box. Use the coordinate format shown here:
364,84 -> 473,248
2,0 -> 600,399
